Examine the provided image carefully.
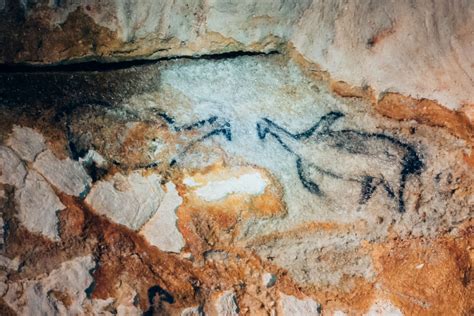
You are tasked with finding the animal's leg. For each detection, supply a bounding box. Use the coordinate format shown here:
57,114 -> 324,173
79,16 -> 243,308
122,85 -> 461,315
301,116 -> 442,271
359,176 -> 395,205
296,157 -> 322,196
359,176 -> 377,204
398,173 -> 408,213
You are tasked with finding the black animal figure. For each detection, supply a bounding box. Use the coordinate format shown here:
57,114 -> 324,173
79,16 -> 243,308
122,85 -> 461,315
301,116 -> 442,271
65,101 -> 231,170
256,112 -> 423,213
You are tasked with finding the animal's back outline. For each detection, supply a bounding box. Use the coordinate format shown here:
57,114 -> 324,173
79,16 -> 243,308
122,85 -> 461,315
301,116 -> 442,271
62,99 -> 232,169
257,111 -> 423,213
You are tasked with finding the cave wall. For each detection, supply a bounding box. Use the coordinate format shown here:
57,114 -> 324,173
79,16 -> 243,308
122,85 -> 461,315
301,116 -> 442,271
1,0 -> 473,110
0,1 -> 473,315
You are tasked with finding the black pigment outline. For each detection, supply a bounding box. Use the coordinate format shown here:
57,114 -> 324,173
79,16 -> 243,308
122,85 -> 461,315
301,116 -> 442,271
62,100 -> 232,170
257,111 -> 423,213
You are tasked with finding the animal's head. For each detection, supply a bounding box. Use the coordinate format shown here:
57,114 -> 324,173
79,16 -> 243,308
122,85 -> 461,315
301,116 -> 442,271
256,118 -> 273,140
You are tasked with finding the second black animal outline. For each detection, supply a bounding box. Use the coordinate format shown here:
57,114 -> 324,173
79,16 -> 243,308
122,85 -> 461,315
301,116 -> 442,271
257,111 -> 423,213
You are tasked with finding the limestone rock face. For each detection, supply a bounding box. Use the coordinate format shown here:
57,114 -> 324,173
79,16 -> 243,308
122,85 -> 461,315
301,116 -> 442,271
0,52 -> 471,315
3,256 -> 96,315
85,171 -> 164,230
279,293 -> 321,316
0,3 -> 472,316
1,0 -> 473,109
14,170 -> 65,241
34,149 -> 92,197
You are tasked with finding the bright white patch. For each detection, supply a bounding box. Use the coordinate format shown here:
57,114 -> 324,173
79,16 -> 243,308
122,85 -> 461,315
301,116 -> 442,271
215,291 -> 239,316
262,272 -> 277,288
187,172 -> 267,202
139,182 -> 185,253
279,293 -> 321,316
14,170 -> 65,241
79,149 -> 108,168
34,150 -> 92,197
86,172 -> 164,230
182,177 -> 199,187
7,125 -> 46,162
365,300 -> 403,316
181,306 -> 202,316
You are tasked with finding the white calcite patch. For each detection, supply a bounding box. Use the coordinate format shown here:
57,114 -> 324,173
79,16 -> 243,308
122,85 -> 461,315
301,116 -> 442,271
7,125 -> 46,162
0,146 -> 27,188
181,306 -> 202,316
3,256 -> 95,315
34,149 -> 92,197
262,272 -> 277,288
185,172 -> 267,202
215,291 -> 239,316
279,293 -> 321,316
139,182 -> 185,253
14,170 -> 65,241
365,300 -> 403,316
86,171 -> 164,230
79,149 -> 108,169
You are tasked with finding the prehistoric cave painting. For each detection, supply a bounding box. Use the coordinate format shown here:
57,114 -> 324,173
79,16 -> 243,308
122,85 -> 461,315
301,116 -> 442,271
256,112 -> 423,213
64,100 -> 232,170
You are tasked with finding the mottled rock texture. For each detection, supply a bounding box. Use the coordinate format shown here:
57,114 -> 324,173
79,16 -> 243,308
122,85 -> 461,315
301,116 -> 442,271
0,2 -> 473,315
1,0 -> 473,111
0,51 -> 472,315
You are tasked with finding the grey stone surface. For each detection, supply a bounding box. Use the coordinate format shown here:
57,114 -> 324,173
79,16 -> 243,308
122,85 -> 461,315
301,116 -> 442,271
14,170 -> 65,241
279,293 -> 320,316
33,150 -> 92,197
86,171 -> 164,230
139,182 -> 185,253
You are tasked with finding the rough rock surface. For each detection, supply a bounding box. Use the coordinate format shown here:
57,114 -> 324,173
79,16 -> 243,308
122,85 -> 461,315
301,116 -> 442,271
34,149 -> 91,197
6,125 -> 46,162
279,293 -> 321,316
85,171 -> 164,230
1,0 -> 473,110
139,182 -> 185,253
0,16 -> 472,316
3,256 -> 95,315
14,170 -> 65,241
215,291 -> 239,316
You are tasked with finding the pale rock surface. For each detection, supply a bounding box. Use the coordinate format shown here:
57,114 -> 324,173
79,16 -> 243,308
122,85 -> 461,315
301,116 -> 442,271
0,255 -> 20,271
0,146 -> 27,188
86,171 -> 164,230
365,300 -> 403,316
291,0 -> 474,110
215,291 -> 239,316
262,272 -> 276,288
33,149 -> 92,197
2,1 -> 473,109
116,304 -> 142,316
79,149 -> 108,169
185,171 -> 267,202
279,293 -> 321,316
181,306 -> 203,316
139,182 -> 185,253
6,125 -> 46,162
14,170 -> 65,241
3,256 -> 95,315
